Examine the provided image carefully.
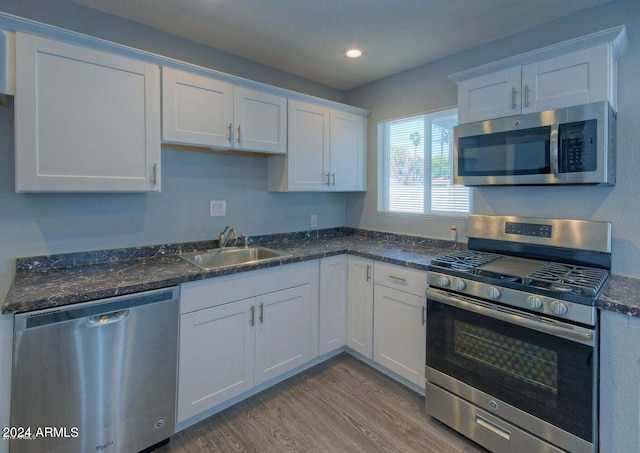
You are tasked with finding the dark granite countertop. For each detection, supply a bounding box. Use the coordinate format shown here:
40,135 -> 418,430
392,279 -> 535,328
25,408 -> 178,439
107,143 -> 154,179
599,275 -> 640,317
4,228 -> 639,317
2,231 -> 456,314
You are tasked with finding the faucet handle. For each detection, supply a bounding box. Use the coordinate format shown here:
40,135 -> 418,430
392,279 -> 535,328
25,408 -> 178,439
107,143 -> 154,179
220,225 -> 230,235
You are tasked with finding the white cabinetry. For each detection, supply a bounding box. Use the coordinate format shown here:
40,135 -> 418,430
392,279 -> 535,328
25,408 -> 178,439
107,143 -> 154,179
15,32 -> 161,192
452,27 -> 627,124
599,310 -> 640,453
373,262 -> 426,388
0,30 -> 15,97
346,256 -> 374,358
177,261 -> 319,423
267,100 -> 366,192
319,255 -> 348,355
162,67 -> 286,153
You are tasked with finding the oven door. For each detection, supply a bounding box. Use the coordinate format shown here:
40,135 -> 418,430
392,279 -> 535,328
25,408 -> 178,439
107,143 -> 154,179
454,111 -> 563,186
425,288 -> 597,448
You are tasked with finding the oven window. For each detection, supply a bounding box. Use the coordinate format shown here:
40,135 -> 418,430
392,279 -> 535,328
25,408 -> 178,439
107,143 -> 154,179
427,300 -> 594,442
457,127 -> 551,176
454,321 -> 558,393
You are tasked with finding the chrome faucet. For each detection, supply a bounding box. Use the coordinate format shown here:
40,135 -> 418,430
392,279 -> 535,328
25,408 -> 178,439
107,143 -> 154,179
218,226 -> 237,248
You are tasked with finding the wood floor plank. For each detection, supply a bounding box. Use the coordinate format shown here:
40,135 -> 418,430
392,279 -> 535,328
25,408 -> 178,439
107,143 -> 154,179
161,354 -> 486,453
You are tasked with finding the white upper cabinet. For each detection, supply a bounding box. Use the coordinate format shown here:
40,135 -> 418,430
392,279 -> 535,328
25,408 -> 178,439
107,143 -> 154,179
0,30 -> 15,96
15,32 -> 161,192
520,46 -> 609,114
452,26 -> 627,124
267,100 -> 366,192
457,66 -> 522,124
162,67 -> 286,154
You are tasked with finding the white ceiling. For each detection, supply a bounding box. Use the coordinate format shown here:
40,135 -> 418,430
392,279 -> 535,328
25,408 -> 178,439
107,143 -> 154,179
71,0 -> 610,91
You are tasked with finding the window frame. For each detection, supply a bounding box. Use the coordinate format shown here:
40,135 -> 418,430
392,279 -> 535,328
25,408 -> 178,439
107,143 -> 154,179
377,107 -> 471,219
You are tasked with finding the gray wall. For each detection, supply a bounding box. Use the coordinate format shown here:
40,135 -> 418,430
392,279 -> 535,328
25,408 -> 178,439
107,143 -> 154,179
0,1 -> 348,301
346,0 -> 640,278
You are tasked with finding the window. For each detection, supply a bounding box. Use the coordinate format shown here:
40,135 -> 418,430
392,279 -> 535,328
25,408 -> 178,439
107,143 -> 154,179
378,108 -> 470,216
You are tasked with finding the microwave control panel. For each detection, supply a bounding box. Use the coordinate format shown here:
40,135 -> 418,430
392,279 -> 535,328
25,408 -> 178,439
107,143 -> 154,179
560,119 -> 597,173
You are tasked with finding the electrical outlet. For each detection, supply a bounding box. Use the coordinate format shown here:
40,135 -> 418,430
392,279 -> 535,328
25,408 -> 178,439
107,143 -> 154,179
310,214 -> 318,228
210,200 -> 226,217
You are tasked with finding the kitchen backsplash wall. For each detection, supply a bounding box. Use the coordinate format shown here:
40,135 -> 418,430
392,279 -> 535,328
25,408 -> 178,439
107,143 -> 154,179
345,0 -> 640,278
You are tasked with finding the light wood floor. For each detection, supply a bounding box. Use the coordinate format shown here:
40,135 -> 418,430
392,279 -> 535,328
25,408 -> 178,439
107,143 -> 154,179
160,354 -> 486,452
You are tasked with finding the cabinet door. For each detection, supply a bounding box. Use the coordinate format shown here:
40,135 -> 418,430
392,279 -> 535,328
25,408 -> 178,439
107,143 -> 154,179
177,298 -> 255,423
233,87 -> 286,153
599,311 -> 640,453
286,100 -> 330,191
457,66 -> 521,123
330,109 -> 366,191
15,32 -> 160,192
254,284 -> 316,385
162,67 -> 234,148
521,45 -> 609,114
373,285 -> 426,387
319,255 -> 347,355
346,256 -> 374,359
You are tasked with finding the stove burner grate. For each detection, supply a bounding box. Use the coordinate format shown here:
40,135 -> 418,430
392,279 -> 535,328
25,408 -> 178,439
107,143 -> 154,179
431,250 -> 502,272
525,263 -> 609,297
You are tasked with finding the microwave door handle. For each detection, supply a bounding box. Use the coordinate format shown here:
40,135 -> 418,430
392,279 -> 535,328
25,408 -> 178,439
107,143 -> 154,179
550,124 -> 559,176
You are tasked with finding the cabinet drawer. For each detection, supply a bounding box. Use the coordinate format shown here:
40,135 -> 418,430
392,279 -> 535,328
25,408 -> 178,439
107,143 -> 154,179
374,262 -> 427,297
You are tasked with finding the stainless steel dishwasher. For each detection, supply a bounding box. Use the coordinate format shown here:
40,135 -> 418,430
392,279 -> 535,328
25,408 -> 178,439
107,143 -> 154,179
10,287 -> 179,453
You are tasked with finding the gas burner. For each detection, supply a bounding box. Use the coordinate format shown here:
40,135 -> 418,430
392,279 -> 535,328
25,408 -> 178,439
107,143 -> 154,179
431,250 -> 502,272
525,263 -> 609,297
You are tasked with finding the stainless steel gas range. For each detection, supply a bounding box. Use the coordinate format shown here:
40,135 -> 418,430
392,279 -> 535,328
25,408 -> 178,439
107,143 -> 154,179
425,215 -> 611,453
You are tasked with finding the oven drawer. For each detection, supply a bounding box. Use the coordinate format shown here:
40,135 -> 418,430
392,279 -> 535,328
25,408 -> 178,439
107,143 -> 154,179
426,382 -> 565,453
374,262 -> 426,296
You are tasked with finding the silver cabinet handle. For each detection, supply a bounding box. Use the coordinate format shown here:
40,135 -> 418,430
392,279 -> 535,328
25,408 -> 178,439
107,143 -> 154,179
326,173 -> 331,186
228,123 -> 233,143
237,124 -> 242,144
331,173 -> 336,186
422,305 -> 426,326
389,275 -> 407,282
524,84 -> 529,107
511,87 -> 516,109
259,303 -> 264,323
152,163 -> 158,186
366,264 -> 372,281
250,306 -> 255,326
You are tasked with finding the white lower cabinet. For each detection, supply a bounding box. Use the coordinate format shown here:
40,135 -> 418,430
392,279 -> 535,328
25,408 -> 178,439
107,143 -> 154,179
177,261 -> 319,424
178,297 -> 255,422
254,285 -> 317,385
318,255 -> 348,355
373,262 -> 426,388
346,256 -> 374,359
599,310 -> 640,453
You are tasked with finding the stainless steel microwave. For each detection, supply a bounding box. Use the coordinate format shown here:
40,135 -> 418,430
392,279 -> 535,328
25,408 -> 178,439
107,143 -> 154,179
454,101 -> 616,186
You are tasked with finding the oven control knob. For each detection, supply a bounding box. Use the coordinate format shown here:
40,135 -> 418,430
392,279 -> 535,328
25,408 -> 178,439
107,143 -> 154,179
488,287 -> 501,299
551,301 -> 568,316
453,279 -> 466,291
527,295 -> 544,310
438,276 -> 451,287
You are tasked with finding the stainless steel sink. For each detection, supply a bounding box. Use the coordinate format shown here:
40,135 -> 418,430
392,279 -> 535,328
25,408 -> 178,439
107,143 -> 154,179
180,246 -> 291,270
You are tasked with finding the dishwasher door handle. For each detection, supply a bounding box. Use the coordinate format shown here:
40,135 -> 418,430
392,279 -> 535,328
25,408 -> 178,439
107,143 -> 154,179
87,309 -> 129,325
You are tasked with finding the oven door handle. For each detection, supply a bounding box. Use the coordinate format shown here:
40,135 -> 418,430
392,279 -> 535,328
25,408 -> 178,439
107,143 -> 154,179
426,288 -> 594,346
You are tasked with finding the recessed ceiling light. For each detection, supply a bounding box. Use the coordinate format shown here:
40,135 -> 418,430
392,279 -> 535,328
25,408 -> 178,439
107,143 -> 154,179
345,48 -> 362,58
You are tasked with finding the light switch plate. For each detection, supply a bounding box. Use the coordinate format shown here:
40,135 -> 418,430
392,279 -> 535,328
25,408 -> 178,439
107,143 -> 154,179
210,200 -> 226,217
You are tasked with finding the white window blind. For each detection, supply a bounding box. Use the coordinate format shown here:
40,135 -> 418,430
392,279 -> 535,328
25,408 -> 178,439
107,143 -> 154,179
378,108 -> 470,215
